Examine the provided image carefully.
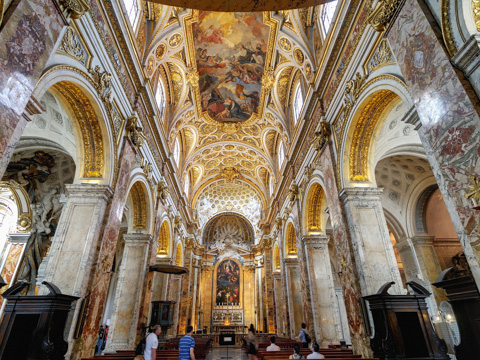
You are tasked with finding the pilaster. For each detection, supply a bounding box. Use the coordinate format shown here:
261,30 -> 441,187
340,187 -> 404,296
106,233 -> 152,352
303,235 -> 341,346
283,257 -> 302,339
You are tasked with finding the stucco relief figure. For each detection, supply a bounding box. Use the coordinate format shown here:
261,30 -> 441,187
2,151 -> 67,294
213,223 -> 243,250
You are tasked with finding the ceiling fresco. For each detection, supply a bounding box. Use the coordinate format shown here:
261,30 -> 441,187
193,12 -> 269,123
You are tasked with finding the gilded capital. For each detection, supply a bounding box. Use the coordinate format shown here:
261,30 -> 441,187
367,0 -> 402,32
58,0 -> 90,20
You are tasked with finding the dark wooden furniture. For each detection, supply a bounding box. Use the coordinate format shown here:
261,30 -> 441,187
364,281 -> 448,360
433,253 -> 480,360
0,281 -> 78,360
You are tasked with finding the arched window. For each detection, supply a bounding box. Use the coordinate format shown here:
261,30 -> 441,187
292,82 -> 303,124
320,0 -> 338,36
269,176 -> 274,196
175,243 -> 183,266
274,244 -> 281,271
123,0 -> 140,28
155,83 -> 165,118
173,138 -> 180,166
184,174 -> 189,197
285,222 -> 297,257
278,141 -> 285,168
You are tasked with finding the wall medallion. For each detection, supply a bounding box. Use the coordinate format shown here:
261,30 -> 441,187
294,48 -> 304,65
278,37 -> 292,52
169,33 -> 183,48
155,43 -> 166,60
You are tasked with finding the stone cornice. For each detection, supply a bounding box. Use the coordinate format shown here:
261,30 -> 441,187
65,184 -> 114,201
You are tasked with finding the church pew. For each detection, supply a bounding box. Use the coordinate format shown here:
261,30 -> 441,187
264,357 -> 379,360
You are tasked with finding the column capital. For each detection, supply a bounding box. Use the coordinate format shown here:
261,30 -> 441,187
283,257 -> 298,266
339,187 -> 384,205
65,184 -> 113,201
302,235 -> 330,250
410,235 -> 435,246
123,233 -> 152,244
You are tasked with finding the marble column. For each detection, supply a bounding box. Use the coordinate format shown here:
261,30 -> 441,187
340,187 -> 404,296
284,257 -> 303,339
105,233 -> 152,352
386,0 -> 480,287
0,0 -> 86,178
303,235 -> 341,346
395,237 -> 445,314
71,140 -> 136,360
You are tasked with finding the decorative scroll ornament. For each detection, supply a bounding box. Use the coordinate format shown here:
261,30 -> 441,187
474,0 -> 480,31
58,0 -> 90,20
465,176 -> 480,207
288,183 -> 299,202
312,121 -> 331,151
367,0 -> 402,32
366,39 -> 394,74
158,180 -> 170,200
89,65 -> 112,102
275,216 -> 283,230
174,215 -> 183,230
126,116 -> 147,150
220,167 -> 241,183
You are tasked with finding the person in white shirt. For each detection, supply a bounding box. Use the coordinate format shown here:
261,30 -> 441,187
266,336 -> 281,351
144,325 -> 162,360
306,343 -> 325,359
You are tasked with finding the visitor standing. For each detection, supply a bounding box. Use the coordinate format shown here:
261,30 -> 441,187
95,325 -> 105,355
306,343 -> 325,359
179,325 -> 196,360
144,325 -> 162,360
246,324 -> 258,360
298,323 -> 311,348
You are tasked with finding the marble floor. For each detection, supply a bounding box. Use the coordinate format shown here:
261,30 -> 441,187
205,347 -> 248,360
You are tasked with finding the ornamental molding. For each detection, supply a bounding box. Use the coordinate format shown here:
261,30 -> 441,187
89,65 -> 112,103
126,115 -> 147,151
367,0 -> 402,32
57,25 -> 92,68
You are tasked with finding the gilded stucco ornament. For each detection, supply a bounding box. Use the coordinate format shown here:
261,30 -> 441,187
186,66 -> 199,88
465,176 -> 480,207
474,0 -> 480,31
220,167 -> 241,183
126,116 -> 147,150
262,68 -> 275,89
17,214 -> 32,232
312,121 -> 331,152
344,72 -> 368,107
174,215 -> 183,230
367,0 -> 402,32
58,0 -> 90,20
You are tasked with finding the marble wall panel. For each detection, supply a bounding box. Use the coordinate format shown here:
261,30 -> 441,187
0,0 -> 65,177
387,0 -> 480,286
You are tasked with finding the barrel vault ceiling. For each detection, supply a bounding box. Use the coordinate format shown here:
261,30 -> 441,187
139,3 -> 329,225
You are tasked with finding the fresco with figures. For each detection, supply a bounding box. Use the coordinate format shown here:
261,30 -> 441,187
216,259 -> 240,305
193,12 -> 269,123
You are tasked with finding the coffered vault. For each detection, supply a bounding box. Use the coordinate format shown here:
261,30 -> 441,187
140,5 -> 323,228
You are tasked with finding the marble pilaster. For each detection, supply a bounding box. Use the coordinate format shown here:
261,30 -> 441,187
190,257 -> 200,330
303,235 -> 341,346
273,272 -> 288,337
243,265 -> 256,330
262,243 -> 276,333
0,1 -> 70,178
199,264 -> 213,333
319,144 -> 370,356
178,244 -> 193,334
283,257 -> 303,339
340,187 -> 404,296
387,0 -> 480,288
105,233 -> 152,352
71,140 -> 136,360
255,258 -> 264,331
